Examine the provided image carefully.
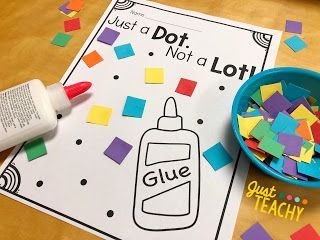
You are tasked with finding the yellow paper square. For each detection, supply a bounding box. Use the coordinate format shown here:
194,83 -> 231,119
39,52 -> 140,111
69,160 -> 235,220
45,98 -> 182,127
246,107 -> 255,112
145,68 -> 164,84
290,104 -> 318,125
260,82 -> 283,102
311,106 -> 319,112
252,150 -> 267,161
86,105 -> 112,126
237,115 -> 264,139
290,144 -> 314,163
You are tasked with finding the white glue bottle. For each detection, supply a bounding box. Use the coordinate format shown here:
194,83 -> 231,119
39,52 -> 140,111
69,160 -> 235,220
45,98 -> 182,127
133,97 -> 200,231
0,79 -> 92,152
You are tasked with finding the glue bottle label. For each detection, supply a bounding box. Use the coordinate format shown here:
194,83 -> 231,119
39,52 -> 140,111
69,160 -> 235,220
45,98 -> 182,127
133,97 -> 200,231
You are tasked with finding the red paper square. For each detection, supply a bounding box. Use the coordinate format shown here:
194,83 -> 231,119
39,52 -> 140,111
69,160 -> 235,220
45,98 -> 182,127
64,18 -> 81,32
291,224 -> 320,240
175,78 -> 197,97
316,111 -> 320,119
311,121 -> 320,144
245,139 -> 265,153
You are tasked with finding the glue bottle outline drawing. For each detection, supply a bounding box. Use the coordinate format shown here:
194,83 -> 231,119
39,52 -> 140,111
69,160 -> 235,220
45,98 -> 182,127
133,97 -> 200,231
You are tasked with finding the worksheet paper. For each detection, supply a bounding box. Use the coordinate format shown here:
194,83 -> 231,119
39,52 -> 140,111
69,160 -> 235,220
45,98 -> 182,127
0,0 -> 281,239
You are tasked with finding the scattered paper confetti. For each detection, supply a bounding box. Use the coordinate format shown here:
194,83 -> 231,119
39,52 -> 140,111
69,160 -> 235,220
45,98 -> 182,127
97,27 -> 120,45
175,78 -> 197,97
122,96 -> 146,118
241,222 -> 272,240
59,2 -> 74,15
284,35 -> 307,52
24,138 -> 47,161
145,68 -> 164,84
285,20 -> 302,34
82,50 -> 103,68
51,33 -> 72,47
290,224 -> 320,240
66,0 -> 85,12
64,18 -> 81,32
104,137 -> 133,164
203,142 -> 233,171
86,105 -> 112,126
114,43 -> 135,59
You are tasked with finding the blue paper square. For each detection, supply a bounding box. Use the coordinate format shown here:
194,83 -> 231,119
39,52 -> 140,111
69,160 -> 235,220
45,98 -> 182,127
297,158 -> 320,179
315,144 -> 320,154
122,96 -> 146,118
284,35 -> 307,52
270,156 -> 284,173
114,43 -> 135,59
203,142 -> 233,171
271,112 -> 299,134
284,83 -> 311,102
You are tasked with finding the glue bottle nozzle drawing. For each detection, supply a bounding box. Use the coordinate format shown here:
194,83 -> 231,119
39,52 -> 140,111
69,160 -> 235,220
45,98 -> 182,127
133,97 -> 200,231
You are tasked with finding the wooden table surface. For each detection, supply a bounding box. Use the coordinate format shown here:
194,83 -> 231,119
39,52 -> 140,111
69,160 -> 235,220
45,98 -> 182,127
0,0 -> 320,239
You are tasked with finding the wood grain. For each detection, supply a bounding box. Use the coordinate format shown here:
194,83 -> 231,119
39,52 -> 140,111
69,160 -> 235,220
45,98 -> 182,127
0,0 -> 319,239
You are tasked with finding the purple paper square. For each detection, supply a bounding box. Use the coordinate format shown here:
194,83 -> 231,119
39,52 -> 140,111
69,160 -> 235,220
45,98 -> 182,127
104,137 -> 133,164
241,222 -> 272,240
283,157 -> 308,180
259,109 -> 270,120
97,27 -> 120,45
58,2 -> 73,15
287,97 -> 313,114
278,133 -> 303,156
285,20 -> 302,34
262,91 -> 292,118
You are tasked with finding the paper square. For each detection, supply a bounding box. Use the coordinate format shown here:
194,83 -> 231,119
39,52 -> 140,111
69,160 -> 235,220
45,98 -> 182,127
66,0 -> 85,12
114,43 -> 135,59
270,156 -> 284,173
241,222 -> 272,240
291,104 -> 318,125
175,78 -> 197,97
285,83 -> 311,102
97,27 -> 120,45
145,68 -> 164,84
203,142 -> 233,171
86,105 -> 112,126
290,224 -> 320,240
104,137 -> 133,164
285,20 -> 302,34
278,133 -> 303,157
24,138 -> 47,161
122,96 -> 146,118
260,82 -> 283,102
297,158 -> 320,179
64,18 -> 81,32
51,33 -> 72,47
82,50 -> 103,68
283,156 -> 308,180
284,36 -> 307,52
262,91 -> 291,118
59,2 -> 73,15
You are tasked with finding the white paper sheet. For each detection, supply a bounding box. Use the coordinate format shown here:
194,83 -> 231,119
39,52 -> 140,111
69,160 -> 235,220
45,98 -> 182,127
0,0 -> 281,239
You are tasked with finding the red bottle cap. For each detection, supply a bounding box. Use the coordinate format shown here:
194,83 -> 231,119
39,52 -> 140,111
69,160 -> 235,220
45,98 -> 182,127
64,82 -> 92,100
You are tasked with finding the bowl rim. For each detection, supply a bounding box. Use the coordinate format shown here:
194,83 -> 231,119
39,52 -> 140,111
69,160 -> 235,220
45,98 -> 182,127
232,67 -> 320,188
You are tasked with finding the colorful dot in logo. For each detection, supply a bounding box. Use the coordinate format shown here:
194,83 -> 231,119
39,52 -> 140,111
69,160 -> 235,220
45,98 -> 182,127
286,195 -> 293,200
302,199 -> 308,205
294,197 -> 300,203
279,193 -> 285,199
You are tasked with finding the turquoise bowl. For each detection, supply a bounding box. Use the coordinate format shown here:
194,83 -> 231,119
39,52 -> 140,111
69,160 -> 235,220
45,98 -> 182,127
232,67 -> 320,188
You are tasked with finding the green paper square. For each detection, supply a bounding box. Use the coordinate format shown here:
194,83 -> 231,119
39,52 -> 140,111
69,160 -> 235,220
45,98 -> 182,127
250,120 -> 276,141
24,138 -> 47,161
258,136 -> 285,158
303,140 -> 313,152
251,89 -> 263,106
51,33 -> 72,47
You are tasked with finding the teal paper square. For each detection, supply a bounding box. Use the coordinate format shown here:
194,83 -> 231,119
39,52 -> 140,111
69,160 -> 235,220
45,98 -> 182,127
203,142 -> 233,171
284,35 -> 307,52
114,43 -> 135,59
122,96 -> 146,118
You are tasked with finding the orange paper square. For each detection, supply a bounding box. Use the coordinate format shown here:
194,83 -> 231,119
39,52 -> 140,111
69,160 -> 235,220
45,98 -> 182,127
296,119 -> 313,141
82,50 -> 103,68
66,0 -> 85,12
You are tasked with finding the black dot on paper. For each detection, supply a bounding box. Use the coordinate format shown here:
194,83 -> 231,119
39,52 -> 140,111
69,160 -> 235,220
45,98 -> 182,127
57,114 -> 62,119
107,210 -> 114,217
80,179 -> 87,186
197,119 -> 203,124
76,139 -> 82,145
186,45 -> 189,48
36,181 -> 43,187
219,86 -> 225,91
113,75 -> 119,80
148,52 -> 154,56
